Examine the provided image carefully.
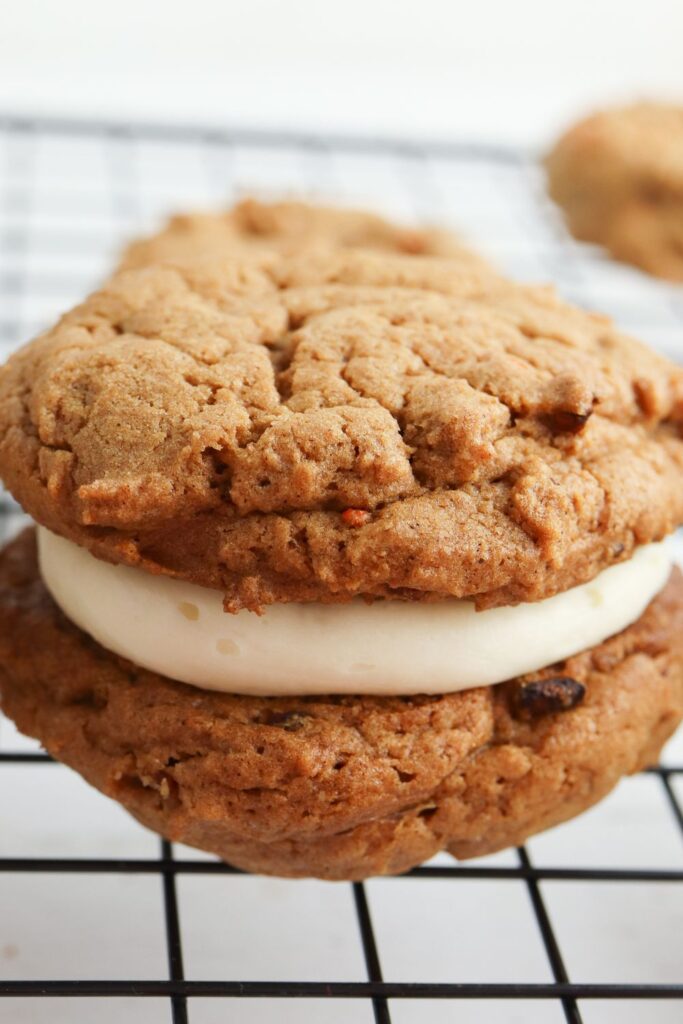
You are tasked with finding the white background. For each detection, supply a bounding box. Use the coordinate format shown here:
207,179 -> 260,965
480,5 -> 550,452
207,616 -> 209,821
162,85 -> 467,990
0,0 -> 682,145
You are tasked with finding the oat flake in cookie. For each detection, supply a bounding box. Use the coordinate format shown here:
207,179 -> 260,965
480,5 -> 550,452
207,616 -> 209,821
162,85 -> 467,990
0,235 -> 682,879
546,103 -> 683,281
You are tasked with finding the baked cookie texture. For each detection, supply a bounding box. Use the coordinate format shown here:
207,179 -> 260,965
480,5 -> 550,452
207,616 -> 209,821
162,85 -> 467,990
120,197 -> 472,269
546,103 -> 683,281
1,249 -> 683,612
0,530 -> 681,880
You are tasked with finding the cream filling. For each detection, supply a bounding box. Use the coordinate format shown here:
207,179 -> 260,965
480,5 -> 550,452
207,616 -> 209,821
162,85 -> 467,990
37,526 -> 673,697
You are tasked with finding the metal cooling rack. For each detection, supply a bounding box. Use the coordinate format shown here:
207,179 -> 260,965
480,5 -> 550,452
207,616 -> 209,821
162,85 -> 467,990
0,114 -> 682,1024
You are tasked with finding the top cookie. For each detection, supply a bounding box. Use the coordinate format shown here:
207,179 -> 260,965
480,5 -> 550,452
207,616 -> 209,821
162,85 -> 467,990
1,246 -> 682,612
546,103 -> 683,281
120,197 -> 470,270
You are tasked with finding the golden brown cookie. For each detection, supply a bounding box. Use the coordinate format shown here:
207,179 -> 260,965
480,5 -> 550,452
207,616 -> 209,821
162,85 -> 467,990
120,197 -> 473,269
0,529 -> 681,880
546,103 -> 683,281
1,249 -> 682,612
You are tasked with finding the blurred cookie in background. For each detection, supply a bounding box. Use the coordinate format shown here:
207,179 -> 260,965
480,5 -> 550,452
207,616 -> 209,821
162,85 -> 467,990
546,103 -> 683,282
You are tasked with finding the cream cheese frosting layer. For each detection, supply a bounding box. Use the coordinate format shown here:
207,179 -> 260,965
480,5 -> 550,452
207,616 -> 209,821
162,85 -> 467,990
37,526 -> 673,697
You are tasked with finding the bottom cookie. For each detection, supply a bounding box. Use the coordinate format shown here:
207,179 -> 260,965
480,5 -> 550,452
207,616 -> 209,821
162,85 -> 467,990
1,529 -> 682,880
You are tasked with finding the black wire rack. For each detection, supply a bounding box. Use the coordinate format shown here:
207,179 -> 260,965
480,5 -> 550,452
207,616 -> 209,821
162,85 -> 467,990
0,114 -> 682,1024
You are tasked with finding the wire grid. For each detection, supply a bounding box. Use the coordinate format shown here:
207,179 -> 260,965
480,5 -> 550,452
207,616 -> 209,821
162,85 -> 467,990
0,114 -> 682,1024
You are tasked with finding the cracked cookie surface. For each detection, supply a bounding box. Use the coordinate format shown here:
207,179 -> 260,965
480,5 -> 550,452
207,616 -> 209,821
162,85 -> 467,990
0,529 -> 681,879
119,197 -> 474,269
0,248 -> 682,610
546,103 -> 683,281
